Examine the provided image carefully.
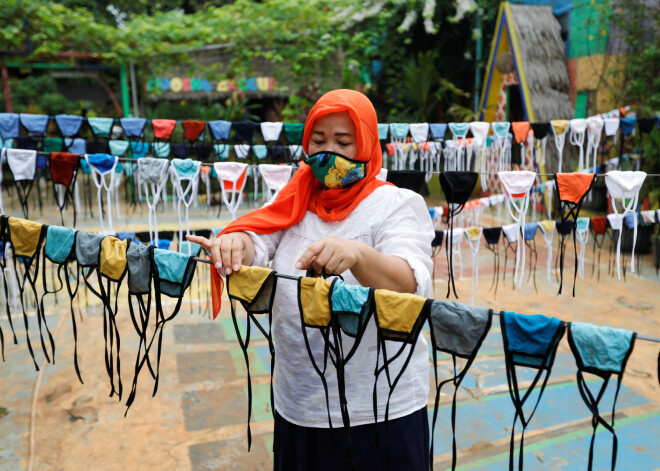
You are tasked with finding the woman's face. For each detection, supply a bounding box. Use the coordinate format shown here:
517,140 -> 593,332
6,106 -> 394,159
307,111 -> 358,159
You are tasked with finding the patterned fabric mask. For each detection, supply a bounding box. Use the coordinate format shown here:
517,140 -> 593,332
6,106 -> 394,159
305,151 -> 366,189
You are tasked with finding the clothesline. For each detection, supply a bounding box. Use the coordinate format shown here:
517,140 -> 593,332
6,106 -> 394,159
88,156 -> 660,177
110,157 -> 660,177
191,257 -> 660,343
8,114 -> 660,126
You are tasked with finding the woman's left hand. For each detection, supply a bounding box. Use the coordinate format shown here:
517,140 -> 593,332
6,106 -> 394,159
295,237 -> 364,275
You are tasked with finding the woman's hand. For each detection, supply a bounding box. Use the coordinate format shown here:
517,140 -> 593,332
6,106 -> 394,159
296,236 -> 417,293
295,237 -> 364,275
186,232 -> 255,275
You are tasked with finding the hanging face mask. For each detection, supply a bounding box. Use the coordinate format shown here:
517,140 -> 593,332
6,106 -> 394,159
305,151 -> 366,189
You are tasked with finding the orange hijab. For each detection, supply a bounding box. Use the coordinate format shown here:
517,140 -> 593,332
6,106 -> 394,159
211,89 -> 391,317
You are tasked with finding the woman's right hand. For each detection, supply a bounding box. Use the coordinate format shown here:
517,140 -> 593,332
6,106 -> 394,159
186,231 -> 255,275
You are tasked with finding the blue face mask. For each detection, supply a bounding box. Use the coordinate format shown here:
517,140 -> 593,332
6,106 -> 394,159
304,151 -> 366,189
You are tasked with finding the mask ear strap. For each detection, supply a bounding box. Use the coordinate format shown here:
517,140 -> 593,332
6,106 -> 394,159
502,317 -> 564,471
591,224 -> 603,282
11,229 -> 44,371
570,202 -> 585,296
63,261 -> 83,384
241,276 -> 279,430
228,278 -> 254,450
487,238 -> 500,297
427,309 -> 491,471
427,314 -> 450,470
52,159 -> 80,227
327,288 -> 356,469
555,182 -> 568,294
125,247 -> 155,414
373,300 -> 429,470
525,235 -> 538,293
93,267 -> 122,399
16,178 -> 35,219
297,279 -> 337,462
0,219 -> 16,356
39,244 -> 61,365
446,203 -> 466,300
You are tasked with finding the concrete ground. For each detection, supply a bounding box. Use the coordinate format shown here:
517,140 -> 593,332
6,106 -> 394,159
0,187 -> 659,470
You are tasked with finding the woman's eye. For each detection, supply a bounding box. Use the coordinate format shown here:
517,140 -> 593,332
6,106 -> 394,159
312,141 -> 324,146
339,142 -> 350,147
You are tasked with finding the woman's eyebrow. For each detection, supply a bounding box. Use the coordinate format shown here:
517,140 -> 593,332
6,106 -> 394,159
334,132 -> 354,137
311,130 -> 325,136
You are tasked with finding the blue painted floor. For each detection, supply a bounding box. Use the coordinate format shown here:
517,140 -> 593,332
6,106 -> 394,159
244,326 -> 660,470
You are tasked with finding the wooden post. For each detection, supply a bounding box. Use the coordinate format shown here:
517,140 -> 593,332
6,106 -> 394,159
2,66 -> 12,113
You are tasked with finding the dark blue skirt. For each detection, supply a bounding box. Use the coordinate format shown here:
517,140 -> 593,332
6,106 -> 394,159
273,407 -> 429,471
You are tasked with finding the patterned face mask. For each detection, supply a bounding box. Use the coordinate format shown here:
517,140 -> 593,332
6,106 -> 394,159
304,151 -> 366,189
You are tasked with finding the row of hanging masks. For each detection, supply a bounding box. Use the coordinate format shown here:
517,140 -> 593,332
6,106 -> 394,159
2,112 -> 656,147
435,207 -> 656,306
0,152 -> 295,248
224,266 -> 642,471
0,114 -> 309,157
2,113 -> 657,172
545,116 -> 658,174
436,170 -> 647,299
0,215 -> 197,414
0,149 -> 82,224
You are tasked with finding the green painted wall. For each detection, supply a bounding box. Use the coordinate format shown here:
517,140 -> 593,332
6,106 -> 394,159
570,0 -> 611,58
574,91 -> 589,117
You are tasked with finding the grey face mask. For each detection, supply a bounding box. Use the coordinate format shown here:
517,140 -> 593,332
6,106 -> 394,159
429,301 -> 492,358
138,157 -> 170,185
75,232 -> 106,267
428,300 -> 492,470
127,243 -> 152,295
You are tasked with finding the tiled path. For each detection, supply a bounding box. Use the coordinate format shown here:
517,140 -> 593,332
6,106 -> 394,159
0,202 -> 659,469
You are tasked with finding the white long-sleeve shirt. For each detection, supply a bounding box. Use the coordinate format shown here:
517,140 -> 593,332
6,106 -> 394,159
247,184 -> 434,427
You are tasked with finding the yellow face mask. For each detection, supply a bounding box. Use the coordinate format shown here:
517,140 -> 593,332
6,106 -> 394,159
299,276 -> 332,327
99,237 -> 129,281
227,266 -> 277,314
8,217 -> 44,258
374,288 -> 429,341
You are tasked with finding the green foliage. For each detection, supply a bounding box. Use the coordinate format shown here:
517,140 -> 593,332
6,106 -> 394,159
596,0 -> 660,203
280,95 -> 315,122
402,51 -> 440,122
640,129 -> 660,209
601,0 -> 660,113
0,1 -> 116,59
143,91 -> 259,122
0,0 -> 497,122
389,50 -> 469,122
0,74 -> 81,115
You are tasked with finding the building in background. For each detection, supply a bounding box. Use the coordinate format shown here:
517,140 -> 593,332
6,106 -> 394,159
479,2 -> 574,124
484,0 -> 630,118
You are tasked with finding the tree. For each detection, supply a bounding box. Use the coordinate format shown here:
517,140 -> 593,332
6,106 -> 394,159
0,0 -> 497,121
604,0 -> 660,114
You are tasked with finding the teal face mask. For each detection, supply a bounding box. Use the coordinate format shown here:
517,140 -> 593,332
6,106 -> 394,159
305,151 -> 366,189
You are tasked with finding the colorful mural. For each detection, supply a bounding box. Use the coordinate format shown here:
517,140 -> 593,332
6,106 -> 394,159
146,76 -> 280,95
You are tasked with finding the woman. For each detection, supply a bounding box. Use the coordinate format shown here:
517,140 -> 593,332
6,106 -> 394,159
188,89 -> 434,470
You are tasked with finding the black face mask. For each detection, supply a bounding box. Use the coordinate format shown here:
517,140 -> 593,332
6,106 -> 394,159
483,227 -> 503,296
386,170 -> 426,193
530,122 -> 552,140
439,171 -> 479,299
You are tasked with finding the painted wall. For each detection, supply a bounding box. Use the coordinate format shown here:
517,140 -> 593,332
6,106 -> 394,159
569,0 -> 611,59
568,51 -> 626,116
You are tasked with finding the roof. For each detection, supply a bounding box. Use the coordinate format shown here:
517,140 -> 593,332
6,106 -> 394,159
510,0 -> 574,16
508,4 -> 573,121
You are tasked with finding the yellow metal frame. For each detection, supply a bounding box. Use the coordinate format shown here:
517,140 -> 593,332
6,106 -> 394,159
479,2 -> 550,200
